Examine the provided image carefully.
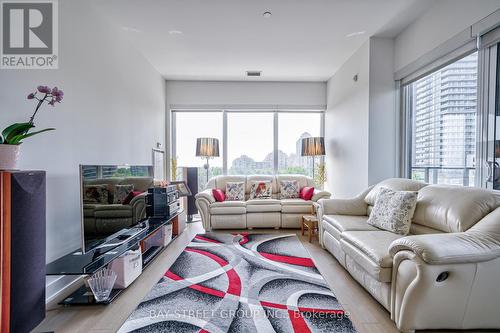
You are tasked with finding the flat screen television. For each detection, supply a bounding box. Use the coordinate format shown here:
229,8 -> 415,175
79,164 -> 154,253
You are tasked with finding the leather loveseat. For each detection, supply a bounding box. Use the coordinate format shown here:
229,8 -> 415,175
318,178 -> 500,332
195,175 -> 330,230
83,177 -> 153,236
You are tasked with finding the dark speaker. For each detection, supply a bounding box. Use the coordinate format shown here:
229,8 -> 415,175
145,187 -> 168,218
0,171 -> 46,333
185,167 -> 199,217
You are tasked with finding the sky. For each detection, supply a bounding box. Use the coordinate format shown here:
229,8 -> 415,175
175,111 -> 321,167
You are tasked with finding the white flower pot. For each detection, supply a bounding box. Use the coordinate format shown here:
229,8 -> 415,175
0,144 -> 21,170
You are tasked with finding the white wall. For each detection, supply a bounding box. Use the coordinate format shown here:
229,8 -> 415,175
325,42 -> 370,197
368,38 -> 396,184
325,38 -> 396,197
165,80 -> 326,107
394,0 -> 500,72
0,0 -> 166,262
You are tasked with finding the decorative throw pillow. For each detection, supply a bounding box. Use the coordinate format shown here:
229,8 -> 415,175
114,184 -> 135,204
300,186 -> 315,200
250,181 -> 272,199
212,188 -> 226,202
280,180 -> 299,199
367,187 -> 418,235
83,184 -> 109,204
225,182 -> 245,201
122,190 -> 143,205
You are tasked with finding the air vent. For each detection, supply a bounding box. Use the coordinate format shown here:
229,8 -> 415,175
246,71 -> 262,77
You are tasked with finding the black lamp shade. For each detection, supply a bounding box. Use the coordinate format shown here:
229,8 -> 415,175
301,137 -> 325,156
196,138 -> 220,158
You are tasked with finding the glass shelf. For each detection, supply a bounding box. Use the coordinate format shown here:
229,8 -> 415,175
46,213 -> 180,275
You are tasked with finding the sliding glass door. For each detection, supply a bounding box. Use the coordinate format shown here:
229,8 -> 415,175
403,52 -> 478,186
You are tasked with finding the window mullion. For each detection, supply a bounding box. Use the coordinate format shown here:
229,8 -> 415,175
273,111 -> 279,174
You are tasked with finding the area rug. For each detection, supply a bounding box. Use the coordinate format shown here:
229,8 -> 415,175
118,233 -> 357,333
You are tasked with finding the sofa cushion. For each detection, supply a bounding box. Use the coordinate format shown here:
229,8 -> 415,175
276,175 -> 314,190
212,188 -> 225,202
210,201 -> 246,215
367,187 -> 418,235
323,215 -> 378,239
341,230 -> 403,282
280,180 -> 300,199
281,198 -> 313,214
412,185 -> 500,232
214,176 -> 246,191
365,178 -> 427,205
249,180 -> 273,199
246,199 -> 281,212
225,182 -> 245,201
299,186 -> 314,200
246,175 -> 277,194
121,177 -> 153,192
342,231 -> 402,268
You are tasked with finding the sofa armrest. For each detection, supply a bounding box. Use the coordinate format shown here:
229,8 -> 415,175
389,232 -> 500,265
318,186 -> 373,216
311,189 -> 331,202
130,192 -> 147,223
195,189 -> 215,230
390,207 -> 500,265
195,189 -> 216,204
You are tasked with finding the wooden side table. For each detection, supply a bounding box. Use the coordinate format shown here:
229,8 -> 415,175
301,215 -> 319,243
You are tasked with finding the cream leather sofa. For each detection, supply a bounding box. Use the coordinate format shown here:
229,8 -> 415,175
318,178 -> 500,332
195,175 -> 330,230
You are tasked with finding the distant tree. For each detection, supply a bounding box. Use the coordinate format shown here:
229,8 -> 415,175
281,166 -> 307,175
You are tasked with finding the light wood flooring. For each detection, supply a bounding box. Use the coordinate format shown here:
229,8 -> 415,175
34,222 -> 496,333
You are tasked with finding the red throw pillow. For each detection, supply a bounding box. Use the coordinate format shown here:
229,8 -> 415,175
212,188 -> 225,202
300,186 -> 315,200
122,191 -> 143,205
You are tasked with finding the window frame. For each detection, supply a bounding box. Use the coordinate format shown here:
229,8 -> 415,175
171,108 -> 325,177
400,50 -> 480,186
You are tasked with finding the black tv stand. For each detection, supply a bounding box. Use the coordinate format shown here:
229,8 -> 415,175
46,212 -> 182,305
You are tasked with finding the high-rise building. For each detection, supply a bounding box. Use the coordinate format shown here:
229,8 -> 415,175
412,52 -> 477,185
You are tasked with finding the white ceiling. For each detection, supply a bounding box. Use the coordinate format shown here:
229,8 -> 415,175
92,0 -> 433,81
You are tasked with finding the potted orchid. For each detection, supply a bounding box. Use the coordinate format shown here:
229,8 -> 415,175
0,85 -> 63,170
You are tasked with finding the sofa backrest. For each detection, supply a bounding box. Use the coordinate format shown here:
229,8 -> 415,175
412,185 -> 500,233
365,178 -> 500,234
364,178 -> 428,206
207,174 -> 314,197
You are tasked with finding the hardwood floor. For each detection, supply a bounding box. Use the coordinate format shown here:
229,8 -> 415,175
34,222 -> 495,333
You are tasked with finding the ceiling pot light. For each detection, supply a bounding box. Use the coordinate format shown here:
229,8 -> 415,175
263,11 -> 272,18
168,30 -> 183,35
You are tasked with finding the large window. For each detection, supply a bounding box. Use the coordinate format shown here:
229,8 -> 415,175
227,112 -> 274,175
173,112 -> 223,185
172,109 -> 324,186
278,113 -> 322,177
405,52 -> 478,186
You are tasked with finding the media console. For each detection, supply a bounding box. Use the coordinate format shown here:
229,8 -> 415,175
46,212 -> 184,305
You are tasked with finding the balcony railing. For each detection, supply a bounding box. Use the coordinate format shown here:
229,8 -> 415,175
411,166 -> 475,186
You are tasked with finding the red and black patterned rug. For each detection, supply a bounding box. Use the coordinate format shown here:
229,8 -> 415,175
118,233 -> 357,333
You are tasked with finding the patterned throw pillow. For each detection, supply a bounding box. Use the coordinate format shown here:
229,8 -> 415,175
367,187 -> 418,235
280,180 -> 299,199
249,181 -> 272,199
225,182 -> 245,201
83,184 -> 109,204
114,184 -> 135,204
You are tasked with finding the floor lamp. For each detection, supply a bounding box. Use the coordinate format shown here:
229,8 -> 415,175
196,137 -> 220,183
301,137 -> 325,184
